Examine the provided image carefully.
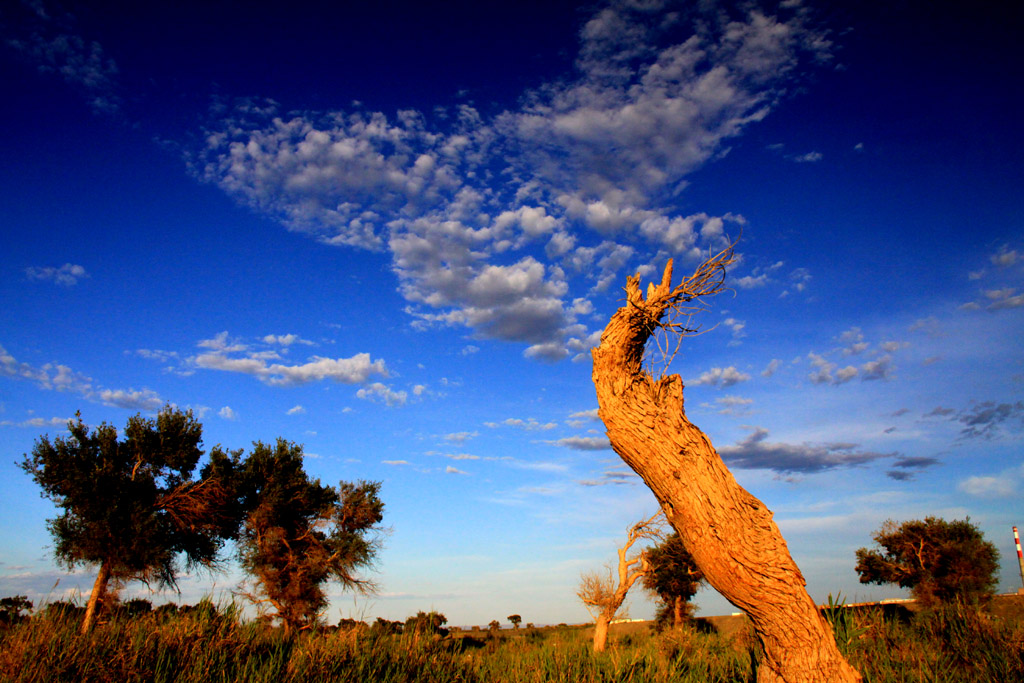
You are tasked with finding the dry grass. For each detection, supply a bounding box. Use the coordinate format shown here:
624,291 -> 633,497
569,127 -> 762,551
2,598 -> 1022,683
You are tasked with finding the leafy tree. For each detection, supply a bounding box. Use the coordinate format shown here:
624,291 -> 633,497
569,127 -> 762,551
372,617 -> 403,634
235,439 -> 384,632
0,596 -> 32,625
642,532 -> 705,629
507,613 -> 522,629
488,619 -> 500,632
41,600 -> 84,622
405,610 -> 448,636
855,517 -> 1000,606
20,408 -> 233,632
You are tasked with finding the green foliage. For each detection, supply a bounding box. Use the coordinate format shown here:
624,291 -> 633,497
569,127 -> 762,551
0,596 -> 33,625
507,614 -> 522,629
19,408 -> 235,630
855,517 -> 1000,606
372,617 -> 404,635
405,611 -> 448,636
642,533 -> 704,629
235,439 -> 384,632
822,593 -> 867,654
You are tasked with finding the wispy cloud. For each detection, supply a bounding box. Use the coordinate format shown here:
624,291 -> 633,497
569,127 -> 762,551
720,427 -> 899,475
955,401 -> 1024,440
24,263 -> 89,286
885,456 -> 940,481
0,415 -> 72,429
188,332 -> 388,387
957,463 -> 1024,498
443,431 -> 478,444
1,343 -> 164,411
549,435 -> 611,451
355,382 -> 408,407
485,417 -> 558,431
690,365 -> 751,388
3,1 -> 121,115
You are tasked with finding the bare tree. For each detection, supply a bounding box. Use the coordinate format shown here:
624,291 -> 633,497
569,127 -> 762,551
577,512 -> 661,652
591,247 -> 861,682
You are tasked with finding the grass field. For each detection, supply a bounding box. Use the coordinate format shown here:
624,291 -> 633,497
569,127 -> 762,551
2,596 -> 1022,682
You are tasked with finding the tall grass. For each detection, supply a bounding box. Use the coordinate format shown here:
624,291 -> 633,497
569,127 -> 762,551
2,600 -> 1021,683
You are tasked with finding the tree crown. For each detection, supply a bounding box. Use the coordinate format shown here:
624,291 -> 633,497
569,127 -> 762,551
855,516 -> 1000,606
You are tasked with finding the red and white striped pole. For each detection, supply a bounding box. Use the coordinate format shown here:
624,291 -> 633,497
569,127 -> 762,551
1014,526 -> 1024,593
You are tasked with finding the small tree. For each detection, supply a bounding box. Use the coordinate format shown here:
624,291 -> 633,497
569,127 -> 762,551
236,439 -> 384,633
578,512 -> 661,652
20,408 -> 233,633
508,614 -> 522,629
0,596 -> 33,625
405,610 -> 448,636
488,619 -> 500,632
643,532 -> 704,629
855,517 -> 1000,607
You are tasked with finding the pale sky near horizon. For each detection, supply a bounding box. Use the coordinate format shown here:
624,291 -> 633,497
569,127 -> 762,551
1,0 -> 1022,626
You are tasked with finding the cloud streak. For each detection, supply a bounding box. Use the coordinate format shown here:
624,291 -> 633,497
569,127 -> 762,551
720,427 -> 899,475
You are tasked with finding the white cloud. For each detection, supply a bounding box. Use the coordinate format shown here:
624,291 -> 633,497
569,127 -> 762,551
761,359 -> 782,377
990,244 -> 1020,268
550,435 -> 611,451
0,416 -> 72,429
24,263 -> 89,286
445,465 -> 469,475
860,355 -> 892,381
792,151 -> 823,163
714,395 -> 753,415
355,383 -> 408,407
218,406 -> 237,420
286,405 -> 306,415
690,365 -> 751,387
957,475 -> 1013,498
192,3 -> 830,360
191,332 -> 388,386
444,431 -> 478,444
486,417 -> 558,431
3,344 -> 171,411
262,334 -> 315,346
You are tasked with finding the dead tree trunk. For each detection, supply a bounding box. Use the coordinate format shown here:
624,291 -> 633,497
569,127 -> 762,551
591,252 -> 861,683
578,512 -> 659,652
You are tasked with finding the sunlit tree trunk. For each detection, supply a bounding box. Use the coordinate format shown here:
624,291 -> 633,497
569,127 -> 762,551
591,253 -> 861,683
81,560 -> 111,634
672,596 -> 684,628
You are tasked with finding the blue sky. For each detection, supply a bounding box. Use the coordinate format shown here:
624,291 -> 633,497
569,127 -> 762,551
1,0 -> 1022,627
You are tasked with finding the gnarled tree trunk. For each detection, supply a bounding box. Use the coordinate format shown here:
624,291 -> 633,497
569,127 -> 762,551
591,253 -> 861,683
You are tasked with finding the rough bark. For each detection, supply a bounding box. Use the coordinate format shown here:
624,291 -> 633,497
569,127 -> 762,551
591,255 -> 861,683
672,595 -> 684,628
589,613 -> 608,652
81,560 -> 111,634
